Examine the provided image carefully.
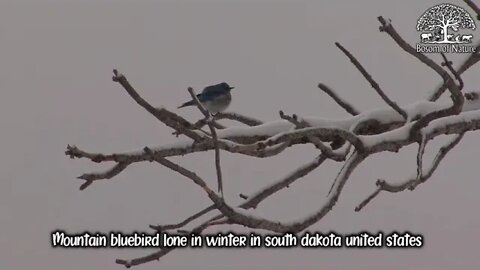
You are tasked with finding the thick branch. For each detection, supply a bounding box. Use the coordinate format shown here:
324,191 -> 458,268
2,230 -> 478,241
279,111 -> 347,160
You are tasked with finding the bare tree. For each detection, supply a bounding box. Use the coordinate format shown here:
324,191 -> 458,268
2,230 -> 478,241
66,2 -> 480,268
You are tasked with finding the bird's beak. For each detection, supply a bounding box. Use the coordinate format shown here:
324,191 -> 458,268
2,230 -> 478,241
229,86 -> 235,90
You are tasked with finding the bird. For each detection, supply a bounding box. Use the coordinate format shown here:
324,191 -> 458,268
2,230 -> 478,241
178,82 -> 234,113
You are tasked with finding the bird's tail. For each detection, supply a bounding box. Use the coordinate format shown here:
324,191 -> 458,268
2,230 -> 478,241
178,100 -> 194,108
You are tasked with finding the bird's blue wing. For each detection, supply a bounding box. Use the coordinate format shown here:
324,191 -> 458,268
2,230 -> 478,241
199,87 -> 225,102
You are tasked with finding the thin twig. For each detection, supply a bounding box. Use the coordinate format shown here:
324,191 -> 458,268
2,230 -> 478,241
149,205 -> 216,232
77,162 -> 129,190
416,133 -> 427,180
440,52 -> 464,91
240,154 -> 328,209
429,41 -> 480,101
215,112 -> 263,126
187,87 -> 224,196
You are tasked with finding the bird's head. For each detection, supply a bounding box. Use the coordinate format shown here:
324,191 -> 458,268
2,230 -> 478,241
219,82 -> 235,91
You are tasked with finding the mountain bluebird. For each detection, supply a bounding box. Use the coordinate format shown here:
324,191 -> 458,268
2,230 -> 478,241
178,82 -> 234,113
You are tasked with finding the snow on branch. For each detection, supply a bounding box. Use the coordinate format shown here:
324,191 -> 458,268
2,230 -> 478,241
66,12 -> 480,268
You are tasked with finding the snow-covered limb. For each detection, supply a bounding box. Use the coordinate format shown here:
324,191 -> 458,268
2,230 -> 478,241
279,111 -> 346,160
65,96 -> 480,164
359,109 -> 480,153
67,95 -> 480,190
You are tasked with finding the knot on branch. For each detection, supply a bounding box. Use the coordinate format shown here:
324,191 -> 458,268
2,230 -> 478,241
65,144 -> 79,159
112,69 -> 125,82
378,17 -> 392,32
465,92 -> 479,101
375,179 -> 386,187
143,147 -> 155,162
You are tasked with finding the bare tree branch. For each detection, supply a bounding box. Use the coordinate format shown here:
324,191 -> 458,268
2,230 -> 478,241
335,42 -> 407,120
215,112 -> 263,126
440,52 -> 464,91
464,0 -> 480,20
356,133 -> 465,211
111,70 -> 204,142
317,83 -> 360,116
416,133 -> 427,180
77,162 -> 130,190
241,154 -> 328,209
178,112 -> 262,137
187,87 -> 224,196
187,118 -> 225,132
149,205 -> 216,232
428,41 -> 480,101
376,17 -> 464,141
116,248 -> 173,268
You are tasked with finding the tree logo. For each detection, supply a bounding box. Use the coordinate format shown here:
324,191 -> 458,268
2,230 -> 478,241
416,3 -> 476,53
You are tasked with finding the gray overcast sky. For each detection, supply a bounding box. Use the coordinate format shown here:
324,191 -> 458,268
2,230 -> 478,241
2,0 -> 479,269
